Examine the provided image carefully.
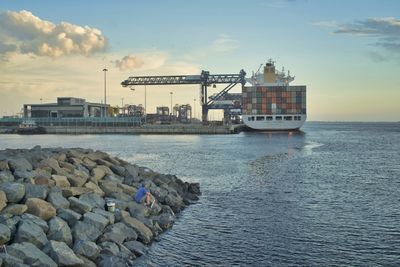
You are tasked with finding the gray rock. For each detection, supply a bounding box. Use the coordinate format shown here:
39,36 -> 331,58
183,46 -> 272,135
76,255 -> 97,267
99,180 -> 123,196
47,190 -> 70,209
110,165 -> 126,177
87,151 -> 108,161
75,164 -> 90,176
73,240 -> 100,261
59,161 -> 75,172
153,211 -> 176,230
84,181 -> 105,196
47,217 -> 73,247
2,204 -> 27,215
0,224 -> 11,245
0,171 -> 14,183
99,241 -> 120,256
188,182 -> 201,195
0,190 -> 7,211
20,213 -> 49,233
69,196 -> 92,214
96,255 -> 135,267
43,240 -> 84,266
57,208 -> 82,227
122,216 -> 153,244
71,221 -> 102,242
14,220 -> 48,248
7,242 -> 57,267
39,158 -> 61,173
82,212 -> 109,231
0,214 -> 20,237
124,164 -> 139,178
79,192 -> 105,210
8,158 -> 32,172
62,187 -> 93,198
33,168 -> 52,180
0,182 -> 25,203
92,208 -> 115,225
0,253 -> 25,267
24,184 -> 48,200
123,240 -> 147,256
83,158 -> 97,171
13,170 -> 35,180
96,158 -> 113,167
99,222 -> 138,244
165,192 -> 185,213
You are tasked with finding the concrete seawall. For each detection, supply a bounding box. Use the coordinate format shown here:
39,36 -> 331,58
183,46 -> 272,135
43,124 -> 244,135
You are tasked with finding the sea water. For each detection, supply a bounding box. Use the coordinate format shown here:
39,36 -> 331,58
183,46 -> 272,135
1,122 -> 399,266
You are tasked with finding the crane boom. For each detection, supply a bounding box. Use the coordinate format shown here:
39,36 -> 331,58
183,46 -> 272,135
121,69 -> 246,123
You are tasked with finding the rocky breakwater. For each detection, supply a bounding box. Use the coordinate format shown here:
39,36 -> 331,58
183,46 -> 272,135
0,146 -> 201,266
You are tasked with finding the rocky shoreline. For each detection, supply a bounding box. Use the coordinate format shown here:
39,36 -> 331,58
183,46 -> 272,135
0,146 -> 201,266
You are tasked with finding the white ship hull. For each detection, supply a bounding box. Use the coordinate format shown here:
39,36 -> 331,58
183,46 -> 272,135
243,114 -> 306,130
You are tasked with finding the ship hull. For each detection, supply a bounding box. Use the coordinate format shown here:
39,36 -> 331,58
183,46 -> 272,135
243,114 -> 306,130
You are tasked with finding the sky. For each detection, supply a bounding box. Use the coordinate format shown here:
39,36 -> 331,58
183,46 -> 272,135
0,0 -> 399,121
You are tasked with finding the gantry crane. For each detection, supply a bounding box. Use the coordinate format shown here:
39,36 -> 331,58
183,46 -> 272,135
121,69 -> 246,123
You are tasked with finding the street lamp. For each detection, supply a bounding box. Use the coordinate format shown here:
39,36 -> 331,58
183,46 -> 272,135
144,85 -> 147,123
102,68 -> 108,117
193,98 -> 196,121
170,92 -> 173,117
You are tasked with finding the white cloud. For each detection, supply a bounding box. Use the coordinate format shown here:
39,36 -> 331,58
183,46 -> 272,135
312,20 -> 338,28
0,10 -> 107,59
114,52 -> 168,71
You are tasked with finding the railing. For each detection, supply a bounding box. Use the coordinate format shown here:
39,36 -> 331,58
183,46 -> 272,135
0,117 -> 143,127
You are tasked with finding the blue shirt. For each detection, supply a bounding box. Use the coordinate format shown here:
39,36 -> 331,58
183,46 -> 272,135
135,186 -> 148,203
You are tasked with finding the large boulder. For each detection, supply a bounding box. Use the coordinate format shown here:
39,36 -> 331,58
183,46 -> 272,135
110,165 -> 126,177
122,216 -> 153,244
51,175 -> 70,187
73,240 -> 100,261
66,174 -> 87,187
0,253 -> 25,266
2,204 -> 27,216
0,224 -> 11,245
99,241 -> 120,256
0,190 -> 7,211
84,181 -> 105,197
26,198 -> 56,221
79,192 -> 105,210
57,208 -> 81,227
47,190 -> 70,209
92,208 -> 115,225
68,197 -> 92,214
91,167 -> 106,180
14,220 -> 48,248
99,180 -> 123,196
0,160 -> 9,171
43,240 -> 84,267
24,184 -> 48,200
13,170 -> 35,181
47,217 -> 73,247
123,240 -> 148,257
0,170 -> 14,183
71,221 -> 102,242
62,187 -> 93,198
20,213 -> 49,233
82,212 -> 109,232
83,158 -> 97,170
0,182 -> 25,203
8,158 -> 32,172
99,222 -> 138,244
7,242 -> 57,267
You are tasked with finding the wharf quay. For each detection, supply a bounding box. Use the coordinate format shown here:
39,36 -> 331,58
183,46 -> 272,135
0,117 -> 245,135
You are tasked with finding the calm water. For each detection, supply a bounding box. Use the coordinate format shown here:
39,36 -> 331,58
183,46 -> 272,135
1,122 -> 399,266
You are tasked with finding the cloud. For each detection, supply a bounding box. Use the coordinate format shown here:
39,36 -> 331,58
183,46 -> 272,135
312,20 -> 338,28
114,52 -> 168,71
0,10 -> 107,58
210,34 -> 239,53
334,17 -> 400,55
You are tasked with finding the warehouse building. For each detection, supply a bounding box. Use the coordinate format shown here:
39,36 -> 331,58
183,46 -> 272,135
23,97 -> 108,118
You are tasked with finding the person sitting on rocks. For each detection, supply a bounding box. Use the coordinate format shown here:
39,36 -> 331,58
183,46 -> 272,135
135,183 -> 152,206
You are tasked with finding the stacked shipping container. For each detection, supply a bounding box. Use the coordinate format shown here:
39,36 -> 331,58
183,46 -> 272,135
242,86 -> 306,115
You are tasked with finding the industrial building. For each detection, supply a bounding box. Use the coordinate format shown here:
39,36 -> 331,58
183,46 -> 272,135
23,97 -> 109,118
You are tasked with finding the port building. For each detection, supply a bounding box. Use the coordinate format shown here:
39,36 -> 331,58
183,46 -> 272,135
23,97 -> 109,118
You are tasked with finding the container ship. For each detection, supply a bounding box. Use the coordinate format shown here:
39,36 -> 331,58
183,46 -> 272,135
242,60 -> 306,130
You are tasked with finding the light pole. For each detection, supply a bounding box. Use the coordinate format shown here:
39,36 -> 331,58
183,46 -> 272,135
170,92 -> 173,118
103,68 -> 108,117
193,98 -> 196,121
144,85 -> 147,123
